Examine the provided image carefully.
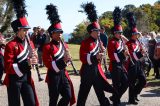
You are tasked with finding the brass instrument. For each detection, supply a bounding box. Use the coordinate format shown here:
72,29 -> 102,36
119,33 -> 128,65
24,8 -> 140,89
60,39 -> 79,75
26,34 -> 44,81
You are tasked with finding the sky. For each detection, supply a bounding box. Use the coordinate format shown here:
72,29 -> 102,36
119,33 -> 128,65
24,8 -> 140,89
26,0 -> 158,33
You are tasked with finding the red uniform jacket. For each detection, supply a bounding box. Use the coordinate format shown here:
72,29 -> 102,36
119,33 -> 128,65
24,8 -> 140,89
126,39 -> 143,61
42,40 -> 76,106
107,37 -> 125,71
3,37 -> 39,106
80,36 -> 109,83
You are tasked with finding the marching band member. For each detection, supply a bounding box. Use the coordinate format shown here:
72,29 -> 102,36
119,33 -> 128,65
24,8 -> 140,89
3,0 -> 39,106
77,2 -> 116,106
126,12 -> 147,105
108,7 -> 129,106
42,4 -> 76,106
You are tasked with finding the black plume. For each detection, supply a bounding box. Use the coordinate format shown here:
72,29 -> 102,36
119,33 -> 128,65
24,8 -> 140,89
46,3 -> 61,25
11,0 -> 27,18
113,7 -> 122,25
126,12 -> 136,29
81,2 -> 98,22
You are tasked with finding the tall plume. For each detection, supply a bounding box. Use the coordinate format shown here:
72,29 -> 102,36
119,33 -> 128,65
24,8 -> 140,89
81,2 -> 98,22
126,12 -> 136,29
11,0 -> 27,18
113,7 -> 122,26
45,3 -> 61,25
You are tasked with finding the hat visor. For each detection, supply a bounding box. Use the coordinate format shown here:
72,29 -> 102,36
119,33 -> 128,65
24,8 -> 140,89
132,32 -> 140,35
52,29 -> 63,33
114,31 -> 123,33
91,28 -> 100,31
18,26 -> 31,29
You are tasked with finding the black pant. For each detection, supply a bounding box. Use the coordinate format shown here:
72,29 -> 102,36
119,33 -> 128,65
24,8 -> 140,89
153,58 -> 160,77
77,65 -> 111,106
47,70 -> 71,106
111,61 -> 128,103
128,61 -> 146,101
7,74 -> 35,106
0,55 -> 4,81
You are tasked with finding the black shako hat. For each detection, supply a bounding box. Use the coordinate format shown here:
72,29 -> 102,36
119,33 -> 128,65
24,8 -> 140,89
81,2 -> 100,33
11,0 -> 30,33
45,4 -> 63,36
113,7 -> 123,33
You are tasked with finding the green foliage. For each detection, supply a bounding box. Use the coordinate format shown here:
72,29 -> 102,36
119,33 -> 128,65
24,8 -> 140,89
122,4 -> 136,17
69,0 -> 160,43
0,0 -> 14,33
68,22 -> 88,44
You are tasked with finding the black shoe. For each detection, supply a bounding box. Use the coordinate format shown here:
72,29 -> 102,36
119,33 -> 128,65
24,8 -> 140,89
104,97 -> 110,106
128,100 -> 138,105
113,102 -> 120,106
135,96 -> 140,101
155,76 -> 160,79
0,80 -> 3,86
109,96 -> 113,102
39,77 -> 44,82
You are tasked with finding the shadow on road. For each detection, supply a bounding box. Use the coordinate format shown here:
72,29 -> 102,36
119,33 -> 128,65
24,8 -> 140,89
140,87 -> 160,97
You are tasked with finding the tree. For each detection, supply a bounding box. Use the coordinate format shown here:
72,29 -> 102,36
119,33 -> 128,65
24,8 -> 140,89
68,22 -> 88,44
0,0 -> 14,33
69,1 -> 160,43
135,9 -> 150,32
99,11 -> 113,19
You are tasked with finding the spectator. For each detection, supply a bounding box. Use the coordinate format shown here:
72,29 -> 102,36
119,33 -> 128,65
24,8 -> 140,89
139,32 -> 151,51
100,26 -> 108,48
37,28 -> 46,67
147,31 -> 157,77
153,32 -> 160,78
0,34 -> 5,85
30,27 -> 38,47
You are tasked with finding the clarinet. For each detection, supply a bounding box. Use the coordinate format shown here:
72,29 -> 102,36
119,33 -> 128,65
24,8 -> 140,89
97,36 -> 108,72
120,37 -> 135,66
60,39 -> 79,75
26,34 -> 44,81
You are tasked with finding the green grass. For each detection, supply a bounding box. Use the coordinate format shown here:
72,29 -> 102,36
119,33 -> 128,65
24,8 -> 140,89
66,44 -> 81,72
39,44 -> 160,87
146,69 -> 160,87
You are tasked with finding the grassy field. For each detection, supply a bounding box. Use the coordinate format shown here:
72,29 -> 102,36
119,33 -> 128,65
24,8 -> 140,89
40,44 -> 160,86
67,44 -> 160,86
66,44 -> 81,72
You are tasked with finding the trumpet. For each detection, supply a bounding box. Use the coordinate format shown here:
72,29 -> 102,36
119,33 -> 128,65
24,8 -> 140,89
60,39 -> 79,75
26,34 -> 44,81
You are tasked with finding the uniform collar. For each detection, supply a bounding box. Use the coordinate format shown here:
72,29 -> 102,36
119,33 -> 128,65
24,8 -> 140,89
130,39 -> 136,43
51,39 -> 59,45
90,36 -> 97,42
16,36 -> 25,43
113,37 -> 120,41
